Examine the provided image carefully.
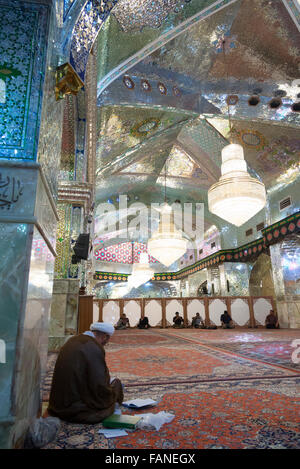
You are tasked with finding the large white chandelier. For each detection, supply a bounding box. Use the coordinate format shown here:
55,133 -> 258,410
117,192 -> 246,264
128,252 -> 154,289
208,143 -> 266,227
148,204 -> 188,267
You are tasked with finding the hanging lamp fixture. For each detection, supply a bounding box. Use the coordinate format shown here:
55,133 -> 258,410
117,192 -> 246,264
128,251 -> 154,289
207,41 -> 266,227
147,160 -> 188,267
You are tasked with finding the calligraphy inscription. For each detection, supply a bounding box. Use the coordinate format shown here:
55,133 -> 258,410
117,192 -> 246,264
0,173 -> 24,210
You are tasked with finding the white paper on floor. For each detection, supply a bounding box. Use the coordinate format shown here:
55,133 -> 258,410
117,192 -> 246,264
98,429 -> 128,438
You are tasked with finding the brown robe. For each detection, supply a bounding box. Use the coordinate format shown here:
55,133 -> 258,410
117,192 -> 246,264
48,334 -> 123,423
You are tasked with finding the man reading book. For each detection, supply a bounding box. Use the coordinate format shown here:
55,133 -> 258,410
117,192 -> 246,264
48,322 -> 123,424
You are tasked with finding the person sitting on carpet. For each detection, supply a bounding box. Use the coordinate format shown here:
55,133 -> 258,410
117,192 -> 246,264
115,313 -> 130,330
191,313 -> 205,329
265,309 -> 280,329
138,316 -> 150,329
220,310 -> 235,329
48,322 -> 124,424
173,312 -> 184,328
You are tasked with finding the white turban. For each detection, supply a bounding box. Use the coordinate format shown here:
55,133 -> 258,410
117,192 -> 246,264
90,322 -> 115,336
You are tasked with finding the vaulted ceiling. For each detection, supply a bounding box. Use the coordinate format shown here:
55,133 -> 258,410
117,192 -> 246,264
94,0 -> 300,248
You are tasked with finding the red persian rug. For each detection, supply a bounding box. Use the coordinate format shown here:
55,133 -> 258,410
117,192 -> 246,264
44,377 -> 300,449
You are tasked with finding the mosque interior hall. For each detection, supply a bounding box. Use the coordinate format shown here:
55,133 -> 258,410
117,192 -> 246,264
0,0 -> 300,450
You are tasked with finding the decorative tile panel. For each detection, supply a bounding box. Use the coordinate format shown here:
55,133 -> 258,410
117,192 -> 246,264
63,0 -> 76,22
0,1 -> 50,160
94,241 -> 158,264
70,0 -> 119,81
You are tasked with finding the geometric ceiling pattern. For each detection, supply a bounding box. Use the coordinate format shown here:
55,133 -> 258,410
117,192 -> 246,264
94,0 -> 300,256
94,241 -> 158,264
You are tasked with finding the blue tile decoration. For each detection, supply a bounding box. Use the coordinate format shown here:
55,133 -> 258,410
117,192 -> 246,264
0,1 -> 50,161
70,0 -> 120,82
63,0 -> 76,22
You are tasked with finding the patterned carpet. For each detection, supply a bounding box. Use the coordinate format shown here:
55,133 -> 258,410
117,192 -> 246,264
42,328 -> 300,449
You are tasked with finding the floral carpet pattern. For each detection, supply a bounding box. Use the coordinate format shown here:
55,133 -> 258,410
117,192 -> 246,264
42,329 -> 300,449
44,377 -> 300,449
211,341 -> 300,370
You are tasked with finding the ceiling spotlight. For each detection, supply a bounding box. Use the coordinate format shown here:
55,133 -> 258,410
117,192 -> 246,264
268,98 -> 282,109
291,102 -> 300,112
248,95 -> 260,106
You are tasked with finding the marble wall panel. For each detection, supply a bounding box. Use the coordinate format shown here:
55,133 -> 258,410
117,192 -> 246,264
187,299 -> 205,324
103,300 -> 120,324
166,299 -> 183,326
253,298 -> 272,326
144,299 -> 162,327
208,298 -> 226,326
11,225 -> 55,446
124,300 -> 141,327
231,298 -> 250,326
93,301 -> 99,322
0,222 -> 30,425
277,297 -> 300,329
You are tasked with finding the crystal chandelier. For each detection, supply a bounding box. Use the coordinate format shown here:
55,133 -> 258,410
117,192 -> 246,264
208,143 -> 266,226
148,203 -> 188,267
207,40 -> 266,227
128,252 -> 154,289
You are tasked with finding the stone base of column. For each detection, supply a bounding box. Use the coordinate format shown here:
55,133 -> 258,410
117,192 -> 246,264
48,279 -> 80,351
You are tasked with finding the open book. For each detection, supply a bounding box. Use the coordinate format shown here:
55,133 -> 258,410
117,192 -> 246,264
122,398 -> 157,409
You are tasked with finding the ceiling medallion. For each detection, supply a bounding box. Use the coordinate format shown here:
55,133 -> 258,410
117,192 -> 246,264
130,117 -> 161,137
123,75 -> 135,89
226,95 -> 238,106
172,85 -> 181,97
141,79 -> 151,92
157,82 -> 167,95
236,130 -> 266,150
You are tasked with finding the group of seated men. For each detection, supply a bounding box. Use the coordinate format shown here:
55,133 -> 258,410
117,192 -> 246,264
116,310 -> 280,330
173,310 -> 232,329
115,313 -> 151,330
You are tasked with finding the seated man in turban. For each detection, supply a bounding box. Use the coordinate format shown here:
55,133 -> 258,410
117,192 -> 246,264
48,322 -> 123,424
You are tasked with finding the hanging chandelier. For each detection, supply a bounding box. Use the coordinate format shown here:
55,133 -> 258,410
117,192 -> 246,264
207,40 -> 266,227
208,143 -> 266,226
148,203 -> 188,267
147,157 -> 188,267
128,252 -> 154,289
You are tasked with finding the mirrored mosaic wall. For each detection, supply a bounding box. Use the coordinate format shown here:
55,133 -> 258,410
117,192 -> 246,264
93,280 -> 177,299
